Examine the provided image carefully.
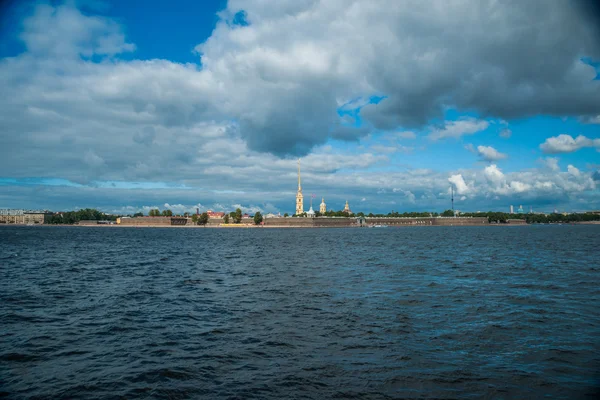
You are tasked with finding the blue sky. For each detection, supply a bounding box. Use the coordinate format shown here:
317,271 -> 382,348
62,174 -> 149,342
0,0 -> 599,215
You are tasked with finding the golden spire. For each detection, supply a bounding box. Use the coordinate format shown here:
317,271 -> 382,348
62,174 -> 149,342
297,158 -> 302,191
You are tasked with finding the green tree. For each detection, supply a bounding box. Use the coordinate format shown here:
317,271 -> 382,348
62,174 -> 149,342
441,209 -> 454,217
191,214 -> 199,224
133,212 -> 144,217
162,209 -> 173,217
284,213 -> 289,217
184,212 -> 190,217
149,209 -> 160,216
223,214 -> 230,224
253,211 -> 263,225
234,208 -> 242,223
198,212 -> 209,226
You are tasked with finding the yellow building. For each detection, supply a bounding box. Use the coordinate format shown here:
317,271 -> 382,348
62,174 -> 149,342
320,198 -> 326,214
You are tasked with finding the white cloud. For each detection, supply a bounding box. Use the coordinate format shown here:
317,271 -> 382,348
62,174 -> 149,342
429,118 -> 489,141
21,4 -> 135,58
567,165 -> 581,177
540,134 -> 600,154
449,174 -> 470,194
477,145 -> 508,162
509,181 -> 531,193
484,164 -> 505,185
540,157 -> 560,172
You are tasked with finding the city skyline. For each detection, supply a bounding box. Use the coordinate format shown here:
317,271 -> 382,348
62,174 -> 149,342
0,1 -> 599,215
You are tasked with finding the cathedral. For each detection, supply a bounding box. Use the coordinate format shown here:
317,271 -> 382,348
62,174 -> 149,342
295,159 -> 350,216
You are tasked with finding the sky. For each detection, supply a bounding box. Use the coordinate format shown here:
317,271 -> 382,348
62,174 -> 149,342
0,0 -> 599,215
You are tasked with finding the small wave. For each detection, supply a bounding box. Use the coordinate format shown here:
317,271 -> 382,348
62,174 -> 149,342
129,368 -> 194,383
0,352 -> 41,362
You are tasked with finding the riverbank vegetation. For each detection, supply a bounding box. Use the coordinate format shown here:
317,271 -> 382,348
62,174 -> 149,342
44,208 -> 117,224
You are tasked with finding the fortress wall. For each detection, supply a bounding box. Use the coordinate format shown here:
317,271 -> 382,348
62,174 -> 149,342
365,218 -> 434,226
433,217 -> 488,226
264,217 -> 488,227
118,217 -> 188,226
313,218 -> 355,227
263,217 -> 315,227
365,217 -> 488,226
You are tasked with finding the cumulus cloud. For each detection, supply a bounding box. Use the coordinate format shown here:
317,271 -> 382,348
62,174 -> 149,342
477,145 -> 508,162
540,134 -> 600,154
429,118 -> 489,141
540,157 -> 560,172
567,165 -> 581,177
484,164 -> 505,185
448,174 -> 470,195
21,4 -> 135,57
465,144 -> 508,162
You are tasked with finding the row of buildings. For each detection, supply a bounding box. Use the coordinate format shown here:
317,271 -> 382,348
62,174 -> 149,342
0,209 -> 48,225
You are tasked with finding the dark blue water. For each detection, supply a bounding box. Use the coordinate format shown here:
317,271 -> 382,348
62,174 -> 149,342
1,225 -> 599,399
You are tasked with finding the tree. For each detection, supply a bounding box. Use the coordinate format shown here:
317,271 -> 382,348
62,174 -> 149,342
184,212 -> 190,217
133,212 -> 144,217
191,214 -> 199,224
253,211 -> 263,225
162,209 -> 173,217
284,213 -> 289,217
223,214 -> 230,224
198,212 -> 209,226
234,208 -> 242,223
441,209 -> 454,217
